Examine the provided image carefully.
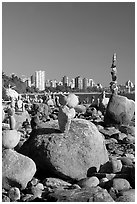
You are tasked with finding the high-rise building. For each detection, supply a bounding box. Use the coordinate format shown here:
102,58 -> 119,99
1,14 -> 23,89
88,79 -> 94,87
70,78 -> 75,89
35,70 -> 45,91
62,76 -> 69,87
31,75 -> 35,86
50,79 -> 57,88
75,76 -> 83,89
83,78 -> 88,90
26,78 -> 31,87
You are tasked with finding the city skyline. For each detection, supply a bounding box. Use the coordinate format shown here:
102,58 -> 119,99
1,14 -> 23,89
2,2 -> 135,86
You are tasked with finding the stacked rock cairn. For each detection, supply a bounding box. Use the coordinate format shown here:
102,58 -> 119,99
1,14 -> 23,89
58,93 -> 79,133
110,53 -> 118,94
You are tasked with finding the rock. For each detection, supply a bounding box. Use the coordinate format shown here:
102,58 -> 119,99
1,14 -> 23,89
118,157 -> 133,166
43,178 -> 71,189
19,119 -> 109,180
99,159 -> 122,173
2,194 -> 10,202
104,94 -> 135,126
111,178 -> 131,191
2,149 -> 36,190
119,125 -> 135,136
21,194 -> 34,202
28,177 -> 39,187
66,93 -> 79,108
30,184 -> 44,198
123,134 -> 135,144
8,187 -> 20,201
58,94 -> 68,106
77,176 -> 99,188
91,188 -> 114,202
74,104 -> 87,114
99,127 -> 120,138
113,132 -> 127,141
14,111 -> 31,130
46,186 -> 114,202
2,129 -> 21,149
58,106 -> 76,133
115,189 -> 135,202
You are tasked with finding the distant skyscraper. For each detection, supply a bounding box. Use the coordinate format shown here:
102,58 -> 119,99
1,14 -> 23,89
31,75 -> 35,86
75,76 -> 83,89
88,79 -> 94,87
26,78 -> 31,87
35,70 -> 45,91
83,78 -> 88,89
62,76 -> 69,87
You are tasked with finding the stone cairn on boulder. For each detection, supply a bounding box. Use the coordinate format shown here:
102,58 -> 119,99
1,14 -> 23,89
104,53 -> 135,127
2,107 -> 36,202
58,93 -> 79,133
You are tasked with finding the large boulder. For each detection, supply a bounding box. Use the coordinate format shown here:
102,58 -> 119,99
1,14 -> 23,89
104,94 -> 135,126
2,149 -> 36,190
19,119 -> 108,180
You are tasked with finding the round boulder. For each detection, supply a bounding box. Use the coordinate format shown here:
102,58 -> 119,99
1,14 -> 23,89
19,119 -> 109,180
2,149 -> 36,190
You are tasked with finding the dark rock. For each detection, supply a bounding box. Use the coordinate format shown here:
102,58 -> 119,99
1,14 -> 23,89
2,149 -> 36,190
19,119 -> 108,180
99,159 -> 122,174
119,125 -> 135,136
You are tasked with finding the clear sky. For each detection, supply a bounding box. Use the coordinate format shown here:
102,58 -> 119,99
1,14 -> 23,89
2,2 -> 135,86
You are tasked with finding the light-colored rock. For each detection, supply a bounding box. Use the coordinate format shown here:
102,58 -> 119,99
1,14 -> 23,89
19,119 -> 109,180
104,94 -> 135,126
58,106 -> 76,133
2,149 -> 36,190
112,178 -> 131,191
74,104 -> 87,114
2,130 -> 20,149
66,93 -> 79,108
43,178 -> 71,189
8,187 -> 20,201
77,176 -> 99,188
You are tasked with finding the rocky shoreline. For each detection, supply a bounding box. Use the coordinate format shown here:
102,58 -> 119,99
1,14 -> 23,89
2,93 -> 135,202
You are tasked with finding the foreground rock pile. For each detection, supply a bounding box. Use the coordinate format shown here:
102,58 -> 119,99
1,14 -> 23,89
2,93 -> 135,202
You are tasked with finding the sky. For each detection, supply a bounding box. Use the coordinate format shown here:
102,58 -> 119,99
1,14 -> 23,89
2,2 -> 135,86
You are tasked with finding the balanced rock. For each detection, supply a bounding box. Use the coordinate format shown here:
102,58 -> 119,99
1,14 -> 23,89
2,130 -> 21,149
66,93 -> 79,108
2,149 -> 36,190
19,119 -> 108,180
58,106 -> 76,133
104,94 -> 135,126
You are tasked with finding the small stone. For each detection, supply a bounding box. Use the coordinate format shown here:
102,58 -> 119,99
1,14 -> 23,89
112,178 -> 131,191
8,187 -> 20,201
2,194 -> 10,202
118,157 -> 133,166
77,176 -> 99,188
